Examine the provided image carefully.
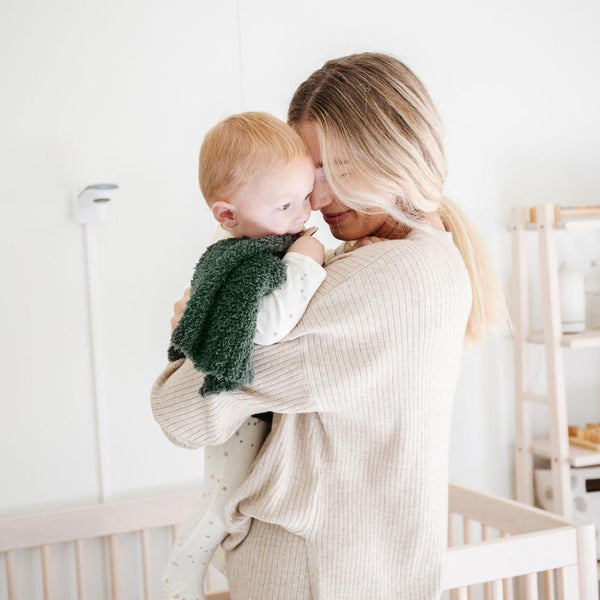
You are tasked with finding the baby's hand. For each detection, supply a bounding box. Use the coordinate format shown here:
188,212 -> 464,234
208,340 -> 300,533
287,236 -> 325,266
351,236 -> 387,250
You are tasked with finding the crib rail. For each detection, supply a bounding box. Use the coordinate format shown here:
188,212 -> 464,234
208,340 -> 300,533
444,483 -> 598,600
0,490 -> 228,600
0,492 -> 202,552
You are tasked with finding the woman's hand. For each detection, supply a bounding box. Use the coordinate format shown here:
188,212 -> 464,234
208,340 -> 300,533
170,287 -> 191,335
351,236 -> 387,250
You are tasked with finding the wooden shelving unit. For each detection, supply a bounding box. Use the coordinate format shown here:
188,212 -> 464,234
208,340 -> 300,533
511,203 -> 600,524
531,438 -> 600,469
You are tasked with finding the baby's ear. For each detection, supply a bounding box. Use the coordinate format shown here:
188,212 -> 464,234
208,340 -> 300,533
211,201 -> 237,229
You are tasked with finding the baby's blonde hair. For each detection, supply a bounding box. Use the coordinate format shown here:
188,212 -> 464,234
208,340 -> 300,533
199,112 -> 308,205
288,52 -> 508,344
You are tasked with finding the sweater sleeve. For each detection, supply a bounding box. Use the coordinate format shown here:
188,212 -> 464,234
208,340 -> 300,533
151,244 -> 386,449
151,335 -> 313,448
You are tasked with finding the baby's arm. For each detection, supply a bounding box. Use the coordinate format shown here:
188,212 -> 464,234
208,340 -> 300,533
254,236 -> 325,345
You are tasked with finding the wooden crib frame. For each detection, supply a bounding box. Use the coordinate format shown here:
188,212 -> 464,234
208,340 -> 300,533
0,483 -> 597,600
446,484 -> 597,600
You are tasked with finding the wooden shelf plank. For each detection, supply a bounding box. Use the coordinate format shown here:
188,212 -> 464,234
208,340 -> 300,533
525,217 -> 600,230
558,217 -> 600,230
532,438 -> 600,468
527,330 -> 600,349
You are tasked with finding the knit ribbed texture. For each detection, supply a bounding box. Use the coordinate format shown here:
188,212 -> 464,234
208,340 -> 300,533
151,228 -> 471,599
226,520 -> 311,599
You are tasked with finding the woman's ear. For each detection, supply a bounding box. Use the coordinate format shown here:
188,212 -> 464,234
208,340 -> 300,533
211,201 -> 238,229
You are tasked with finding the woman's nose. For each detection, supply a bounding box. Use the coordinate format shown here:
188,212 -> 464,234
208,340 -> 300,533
301,200 -> 312,222
310,175 -> 333,211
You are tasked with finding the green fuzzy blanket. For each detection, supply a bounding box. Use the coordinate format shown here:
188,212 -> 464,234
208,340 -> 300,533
168,234 -> 297,409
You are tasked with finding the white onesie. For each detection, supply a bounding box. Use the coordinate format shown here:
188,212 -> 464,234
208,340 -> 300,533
162,229 -> 329,600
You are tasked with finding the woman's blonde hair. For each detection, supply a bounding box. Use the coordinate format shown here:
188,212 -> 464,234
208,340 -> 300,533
199,111 -> 307,204
288,52 -> 507,344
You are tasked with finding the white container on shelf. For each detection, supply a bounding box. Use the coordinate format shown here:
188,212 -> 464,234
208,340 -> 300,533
559,263 -> 586,333
585,259 -> 600,330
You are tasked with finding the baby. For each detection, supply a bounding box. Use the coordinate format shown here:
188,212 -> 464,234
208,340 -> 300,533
163,112 -> 326,600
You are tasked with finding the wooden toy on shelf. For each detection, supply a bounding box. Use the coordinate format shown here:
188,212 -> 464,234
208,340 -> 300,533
568,424 -> 600,451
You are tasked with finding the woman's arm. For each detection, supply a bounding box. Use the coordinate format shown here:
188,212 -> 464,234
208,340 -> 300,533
153,241 -> 383,450
151,334 -> 312,449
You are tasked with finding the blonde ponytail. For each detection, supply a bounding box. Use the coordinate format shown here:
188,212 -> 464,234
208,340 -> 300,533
440,197 -> 509,343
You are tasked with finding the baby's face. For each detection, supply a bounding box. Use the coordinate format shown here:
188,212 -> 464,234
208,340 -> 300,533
229,155 -> 314,237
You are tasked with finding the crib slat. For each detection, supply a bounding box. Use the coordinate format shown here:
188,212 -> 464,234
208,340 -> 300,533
456,587 -> 468,600
41,545 -> 53,600
463,517 -> 473,544
542,570 -> 555,600
520,573 -> 538,600
482,524 -> 492,540
108,535 -> 121,600
482,525 -> 493,600
500,531 -> 514,600
502,577 -> 514,600
556,565 -> 579,600
448,513 -> 457,547
462,519 -> 475,600
140,530 -> 151,600
74,540 -> 85,600
484,579 -> 493,599
492,579 -> 503,600
5,550 -> 17,600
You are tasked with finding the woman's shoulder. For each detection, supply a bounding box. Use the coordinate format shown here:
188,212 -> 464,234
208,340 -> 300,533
298,227 -> 471,342
320,226 -> 466,293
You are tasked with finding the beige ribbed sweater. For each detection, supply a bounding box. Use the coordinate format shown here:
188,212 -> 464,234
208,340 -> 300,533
151,226 -> 471,599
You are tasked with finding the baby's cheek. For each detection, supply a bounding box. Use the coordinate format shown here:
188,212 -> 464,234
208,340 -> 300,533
280,220 -> 296,235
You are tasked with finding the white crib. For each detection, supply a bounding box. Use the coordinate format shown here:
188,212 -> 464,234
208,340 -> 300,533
0,483 -> 597,600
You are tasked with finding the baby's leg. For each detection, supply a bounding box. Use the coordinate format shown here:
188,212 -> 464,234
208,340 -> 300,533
162,417 -> 269,600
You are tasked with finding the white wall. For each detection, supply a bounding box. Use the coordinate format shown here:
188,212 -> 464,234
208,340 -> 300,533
2,0 -> 600,522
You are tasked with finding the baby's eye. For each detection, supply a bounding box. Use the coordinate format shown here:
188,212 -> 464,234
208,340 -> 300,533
279,203 -> 291,211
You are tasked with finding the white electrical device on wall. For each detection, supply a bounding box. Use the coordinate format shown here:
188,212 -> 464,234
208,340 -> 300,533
74,183 -> 118,224
73,183 -> 118,503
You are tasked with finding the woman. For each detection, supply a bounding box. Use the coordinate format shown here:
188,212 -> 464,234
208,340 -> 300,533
151,52 -> 505,599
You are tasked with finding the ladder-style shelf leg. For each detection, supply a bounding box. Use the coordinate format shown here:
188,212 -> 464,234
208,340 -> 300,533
511,206 -> 535,506
537,203 -> 572,520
